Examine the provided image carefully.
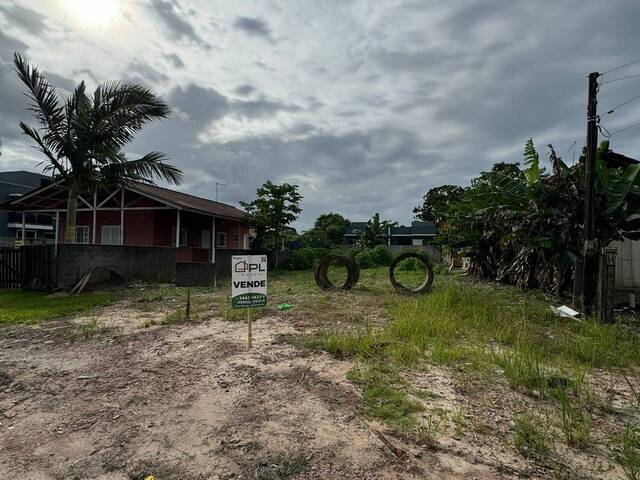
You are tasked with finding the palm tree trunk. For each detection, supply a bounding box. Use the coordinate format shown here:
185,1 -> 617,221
65,183 -> 79,243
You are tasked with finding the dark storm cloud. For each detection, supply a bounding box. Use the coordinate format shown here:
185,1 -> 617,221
0,3 -> 46,34
234,84 -> 256,96
0,32 -> 29,142
232,16 -> 274,42
169,84 -> 229,126
124,61 -> 169,86
164,53 -> 184,68
149,0 -> 210,48
167,83 -> 301,126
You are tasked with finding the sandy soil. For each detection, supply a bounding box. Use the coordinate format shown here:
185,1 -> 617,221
0,292 -> 631,479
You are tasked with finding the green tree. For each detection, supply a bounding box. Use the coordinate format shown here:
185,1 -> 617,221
356,213 -> 395,248
301,212 -> 349,247
439,138 -> 640,295
241,181 -> 303,266
14,53 -> 182,243
413,184 -> 464,225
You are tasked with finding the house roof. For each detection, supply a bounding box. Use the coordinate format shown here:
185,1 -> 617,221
0,179 -> 248,221
344,220 -> 436,236
127,182 -> 247,220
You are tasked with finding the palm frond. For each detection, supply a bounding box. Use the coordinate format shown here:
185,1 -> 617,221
13,52 -> 66,142
99,152 -> 182,186
83,82 -> 171,159
19,122 -> 67,177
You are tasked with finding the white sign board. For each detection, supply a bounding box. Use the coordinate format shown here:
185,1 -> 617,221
231,255 -> 268,308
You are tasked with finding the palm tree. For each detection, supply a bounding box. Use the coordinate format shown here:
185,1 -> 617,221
14,52 -> 182,242
357,213 -> 396,248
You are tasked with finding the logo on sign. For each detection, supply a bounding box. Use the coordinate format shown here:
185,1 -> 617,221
234,259 -> 266,273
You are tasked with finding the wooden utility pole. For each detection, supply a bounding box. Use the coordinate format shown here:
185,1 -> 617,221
574,72 -> 600,312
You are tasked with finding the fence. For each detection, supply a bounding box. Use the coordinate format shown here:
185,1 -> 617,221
0,247 -> 23,289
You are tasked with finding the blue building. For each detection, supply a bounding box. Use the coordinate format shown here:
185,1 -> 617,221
0,171 -> 55,245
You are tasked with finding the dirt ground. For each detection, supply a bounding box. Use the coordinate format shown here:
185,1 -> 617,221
0,285 -> 631,479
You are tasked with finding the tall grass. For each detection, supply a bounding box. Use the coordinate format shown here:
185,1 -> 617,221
314,276 -> 640,441
318,277 -> 640,371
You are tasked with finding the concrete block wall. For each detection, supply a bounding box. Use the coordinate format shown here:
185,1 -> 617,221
55,244 -> 177,287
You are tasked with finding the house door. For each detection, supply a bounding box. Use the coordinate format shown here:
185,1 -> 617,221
102,225 -> 121,245
202,230 -> 211,248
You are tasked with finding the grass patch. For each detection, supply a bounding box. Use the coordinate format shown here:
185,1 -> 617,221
615,422 -> 640,480
513,412 -> 551,459
0,290 -> 114,325
312,274 -> 640,446
244,451 -> 310,480
347,363 -> 424,430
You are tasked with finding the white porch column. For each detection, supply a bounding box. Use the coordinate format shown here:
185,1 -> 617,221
211,216 -> 216,263
175,209 -> 181,247
92,189 -> 97,244
21,211 -> 25,243
54,211 -> 59,257
120,188 -> 124,245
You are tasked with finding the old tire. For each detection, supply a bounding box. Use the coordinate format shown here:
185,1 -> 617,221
315,255 -> 360,290
389,252 -> 434,295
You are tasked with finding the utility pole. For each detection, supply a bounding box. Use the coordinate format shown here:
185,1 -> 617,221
574,72 -> 600,313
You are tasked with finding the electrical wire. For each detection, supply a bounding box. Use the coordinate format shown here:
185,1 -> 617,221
603,93 -> 640,116
609,119 -> 640,136
601,58 -> 640,76
600,73 -> 640,85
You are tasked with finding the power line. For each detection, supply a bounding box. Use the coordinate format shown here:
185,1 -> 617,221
599,119 -> 640,137
600,73 -> 640,85
601,58 -> 640,76
603,92 -> 640,115
609,119 -> 640,136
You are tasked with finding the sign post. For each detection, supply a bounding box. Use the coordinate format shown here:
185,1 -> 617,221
231,255 -> 267,349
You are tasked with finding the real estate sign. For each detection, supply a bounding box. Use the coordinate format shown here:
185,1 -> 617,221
231,255 -> 268,308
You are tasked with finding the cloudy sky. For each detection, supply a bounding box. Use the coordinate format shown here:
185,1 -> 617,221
1,0 -> 640,230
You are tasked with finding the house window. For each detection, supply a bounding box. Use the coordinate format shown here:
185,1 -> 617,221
216,232 -> 227,248
76,226 -> 89,244
102,225 -> 121,245
171,227 -> 188,247
233,233 -> 239,246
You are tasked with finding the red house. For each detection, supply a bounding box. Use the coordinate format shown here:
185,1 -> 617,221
4,181 -> 251,263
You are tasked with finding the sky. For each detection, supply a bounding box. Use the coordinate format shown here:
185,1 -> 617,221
1,0 -> 640,231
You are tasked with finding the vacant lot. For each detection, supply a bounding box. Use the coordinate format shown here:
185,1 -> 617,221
0,269 -> 638,479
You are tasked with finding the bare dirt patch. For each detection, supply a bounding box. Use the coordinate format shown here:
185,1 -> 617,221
1,277 -> 636,480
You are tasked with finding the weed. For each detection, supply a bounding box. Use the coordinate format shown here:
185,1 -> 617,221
614,422 -> 640,480
557,388 -> 592,450
414,408 -> 448,446
246,451 -> 310,480
161,308 -> 185,325
513,412 -> 551,459
452,405 -> 467,437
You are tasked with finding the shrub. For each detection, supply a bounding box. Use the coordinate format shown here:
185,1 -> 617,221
355,250 -> 375,269
281,248 -> 329,270
371,245 -> 393,266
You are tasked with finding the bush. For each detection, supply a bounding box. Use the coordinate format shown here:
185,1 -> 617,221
355,250 -> 376,269
281,248 -> 329,270
371,245 -> 393,266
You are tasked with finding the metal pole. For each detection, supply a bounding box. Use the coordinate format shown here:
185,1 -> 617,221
21,211 -> 25,244
54,211 -> 59,257
120,188 -> 124,245
92,189 -> 97,244
175,209 -> 181,247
